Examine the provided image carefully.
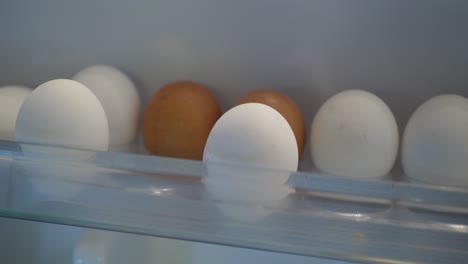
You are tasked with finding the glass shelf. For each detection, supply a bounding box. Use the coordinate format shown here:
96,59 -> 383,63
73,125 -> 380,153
0,140 -> 467,264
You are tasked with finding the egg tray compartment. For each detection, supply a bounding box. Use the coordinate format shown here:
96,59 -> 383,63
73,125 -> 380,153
0,140 -> 468,264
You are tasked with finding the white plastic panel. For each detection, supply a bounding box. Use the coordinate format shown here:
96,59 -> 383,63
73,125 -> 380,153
1,0 -> 468,128
73,229 -> 352,264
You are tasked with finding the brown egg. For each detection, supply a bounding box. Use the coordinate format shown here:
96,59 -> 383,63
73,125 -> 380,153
143,81 -> 221,160
236,89 -> 306,158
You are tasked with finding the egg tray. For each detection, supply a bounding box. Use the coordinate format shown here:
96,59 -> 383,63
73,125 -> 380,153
0,140 -> 467,264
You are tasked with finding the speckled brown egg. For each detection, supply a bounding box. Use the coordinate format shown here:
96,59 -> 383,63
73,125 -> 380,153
143,81 -> 221,160
236,89 -> 306,159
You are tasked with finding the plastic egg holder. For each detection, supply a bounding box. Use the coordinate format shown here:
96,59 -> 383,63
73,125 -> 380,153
10,147 -> 105,206
3,139 -> 468,264
203,161 -> 294,222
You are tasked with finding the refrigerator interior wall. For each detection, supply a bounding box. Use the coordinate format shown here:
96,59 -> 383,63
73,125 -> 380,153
1,0 -> 468,130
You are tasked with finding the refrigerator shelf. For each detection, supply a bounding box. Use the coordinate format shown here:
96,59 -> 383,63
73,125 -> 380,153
0,140 -> 467,264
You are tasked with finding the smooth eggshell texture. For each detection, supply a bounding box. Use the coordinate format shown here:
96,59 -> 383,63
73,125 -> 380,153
204,103 -> 298,170
203,103 -> 298,222
236,89 -> 306,159
14,80 -> 108,201
0,85 -> 32,104
402,94 -> 468,186
73,65 -> 140,146
143,81 -> 221,160
16,79 -> 109,151
311,90 -> 398,179
0,85 -> 32,140
0,96 -> 21,140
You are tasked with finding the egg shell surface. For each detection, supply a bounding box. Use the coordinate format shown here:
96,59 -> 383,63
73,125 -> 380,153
143,81 -> 221,160
73,65 -> 140,146
236,89 -> 306,159
0,85 -> 32,140
310,90 -> 398,179
16,79 -> 109,151
203,103 -> 298,222
402,94 -> 468,186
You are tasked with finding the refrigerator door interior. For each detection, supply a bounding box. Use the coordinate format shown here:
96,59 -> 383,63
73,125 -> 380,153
1,1 -> 468,264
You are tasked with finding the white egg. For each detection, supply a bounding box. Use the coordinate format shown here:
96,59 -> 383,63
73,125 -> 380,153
16,79 -> 109,151
311,90 -> 398,179
0,96 -> 22,141
73,65 -> 141,146
0,85 -> 32,104
204,102 -> 298,170
203,103 -> 298,222
14,79 -> 109,201
0,85 -> 32,140
402,94 -> 468,186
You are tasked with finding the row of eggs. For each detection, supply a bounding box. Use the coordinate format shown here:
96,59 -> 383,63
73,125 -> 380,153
0,65 -> 467,186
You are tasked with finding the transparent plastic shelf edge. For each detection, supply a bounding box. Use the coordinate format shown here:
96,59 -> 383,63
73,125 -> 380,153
289,170 -> 468,212
1,140 -> 468,218
6,139 -> 466,213
0,140 -> 468,264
